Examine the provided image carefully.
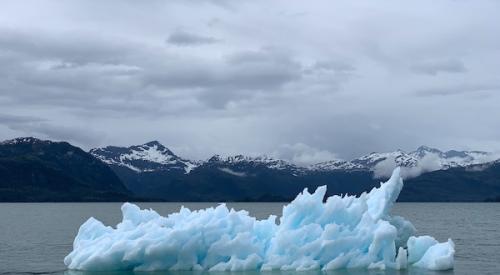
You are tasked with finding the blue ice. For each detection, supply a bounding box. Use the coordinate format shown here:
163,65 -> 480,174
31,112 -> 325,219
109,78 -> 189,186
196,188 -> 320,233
64,168 -> 454,271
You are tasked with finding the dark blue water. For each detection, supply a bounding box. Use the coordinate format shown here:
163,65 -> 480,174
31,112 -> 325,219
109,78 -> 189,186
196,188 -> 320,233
0,203 -> 498,275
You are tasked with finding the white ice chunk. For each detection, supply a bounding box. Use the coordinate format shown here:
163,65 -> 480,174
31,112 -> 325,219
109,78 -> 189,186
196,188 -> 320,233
407,235 -> 438,264
64,167 -> 454,271
413,239 -> 455,270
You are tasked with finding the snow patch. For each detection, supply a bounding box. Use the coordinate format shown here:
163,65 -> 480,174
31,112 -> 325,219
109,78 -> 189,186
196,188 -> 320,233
309,159 -> 365,171
183,161 -> 198,174
120,144 -> 177,165
90,142 -> 198,173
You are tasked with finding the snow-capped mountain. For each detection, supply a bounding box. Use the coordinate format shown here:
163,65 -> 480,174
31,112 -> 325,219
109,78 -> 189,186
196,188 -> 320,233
308,159 -> 365,171
205,154 -> 306,176
309,149 -> 420,171
90,141 -> 198,174
208,154 -> 298,170
91,141 -> 496,176
310,145 -> 495,173
0,137 -> 53,146
413,146 -> 492,168
91,141 -> 307,175
362,146 -> 492,169
3,137 -> 500,202
352,149 -> 420,168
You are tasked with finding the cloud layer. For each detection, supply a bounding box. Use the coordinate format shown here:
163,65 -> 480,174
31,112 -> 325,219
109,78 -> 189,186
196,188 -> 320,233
1,0 -> 500,163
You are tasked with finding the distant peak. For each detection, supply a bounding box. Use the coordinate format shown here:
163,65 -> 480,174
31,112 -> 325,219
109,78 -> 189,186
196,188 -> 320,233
208,155 -> 222,162
139,141 -> 174,154
1,137 -> 48,145
416,145 -> 440,152
143,141 -> 163,147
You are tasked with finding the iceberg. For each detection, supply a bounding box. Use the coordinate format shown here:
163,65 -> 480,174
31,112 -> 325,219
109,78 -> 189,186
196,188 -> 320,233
64,168 -> 454,271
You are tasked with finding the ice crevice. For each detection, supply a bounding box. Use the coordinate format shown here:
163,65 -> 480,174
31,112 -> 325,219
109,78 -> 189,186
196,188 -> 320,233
64,167 -> 455,271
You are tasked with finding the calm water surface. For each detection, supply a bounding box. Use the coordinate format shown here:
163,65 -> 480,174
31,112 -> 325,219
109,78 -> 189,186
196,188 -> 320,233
0,203 -> 498,275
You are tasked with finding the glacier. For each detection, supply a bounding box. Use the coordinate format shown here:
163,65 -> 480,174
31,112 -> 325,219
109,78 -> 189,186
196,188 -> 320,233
64,168 -> 454,271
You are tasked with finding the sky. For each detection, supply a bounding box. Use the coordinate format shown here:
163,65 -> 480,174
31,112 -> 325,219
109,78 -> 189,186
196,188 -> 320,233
0,0 -> 499,164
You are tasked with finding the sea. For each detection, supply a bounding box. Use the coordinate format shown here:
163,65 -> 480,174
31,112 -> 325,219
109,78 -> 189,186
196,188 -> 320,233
0,203 -> 498,275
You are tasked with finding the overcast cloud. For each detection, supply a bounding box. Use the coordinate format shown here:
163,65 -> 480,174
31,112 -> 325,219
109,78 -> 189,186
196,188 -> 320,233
0,0 -> 499,163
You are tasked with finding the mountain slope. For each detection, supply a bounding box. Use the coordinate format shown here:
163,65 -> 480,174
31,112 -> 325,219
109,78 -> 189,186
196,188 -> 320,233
87,143 -> 359,201
0,137 -> 133,201
313,146 -> 493,173
90,141 -> 198,173
401,161 -> 500,202
89,141 -> 200,197
90,141 -> 500,202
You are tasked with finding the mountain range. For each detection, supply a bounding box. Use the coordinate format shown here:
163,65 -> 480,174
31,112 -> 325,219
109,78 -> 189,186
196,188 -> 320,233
1,137 -> 500,202
90,141 -> 494,175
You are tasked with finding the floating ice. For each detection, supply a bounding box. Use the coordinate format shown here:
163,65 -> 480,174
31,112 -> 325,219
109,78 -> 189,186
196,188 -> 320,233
64,168 -> 454,271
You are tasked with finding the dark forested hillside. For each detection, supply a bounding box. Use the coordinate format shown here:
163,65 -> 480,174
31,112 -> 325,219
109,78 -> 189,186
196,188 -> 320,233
401,163 -> 500,202
0,137 -> 133,201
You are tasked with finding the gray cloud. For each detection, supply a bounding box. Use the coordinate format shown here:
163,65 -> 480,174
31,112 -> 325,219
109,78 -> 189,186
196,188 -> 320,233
272,143 -> 338,166
146,48 -> 301,91
167,31 -> 219,46
415,84 -> 500,97
0,26 -> 311,113
1,0 -> 500,161
141,47 -> 307,108
0,114 -> 103,147
411,59 -> 467,75
0,114 -> 45,124
310,61 -> 356,73
0,28 -> 133,65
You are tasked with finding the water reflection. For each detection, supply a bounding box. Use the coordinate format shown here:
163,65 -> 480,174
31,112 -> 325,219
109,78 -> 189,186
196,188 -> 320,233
64,268 -> 454,275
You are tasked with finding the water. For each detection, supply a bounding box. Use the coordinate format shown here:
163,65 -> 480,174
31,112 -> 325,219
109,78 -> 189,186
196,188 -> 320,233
0,203 -> 498,275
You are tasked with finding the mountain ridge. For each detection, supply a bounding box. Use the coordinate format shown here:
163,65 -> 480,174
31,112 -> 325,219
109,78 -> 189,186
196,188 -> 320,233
90,141 -> 496,176
87,140 -> 500,202
2,137 -> 500,202
90,141 -> 199,174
